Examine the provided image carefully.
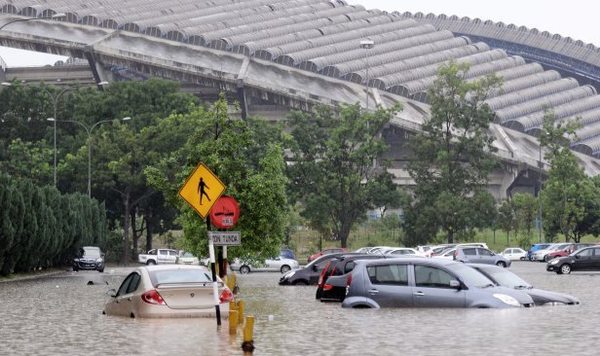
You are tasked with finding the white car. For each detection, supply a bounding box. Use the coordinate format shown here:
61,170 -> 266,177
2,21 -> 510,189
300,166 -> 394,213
433,247 -> 457,260
178,251 -> 200,265
532,243 -> 570,262
384,247 -> 422,256
230,257 -> 299,274
500,248 -> 527,261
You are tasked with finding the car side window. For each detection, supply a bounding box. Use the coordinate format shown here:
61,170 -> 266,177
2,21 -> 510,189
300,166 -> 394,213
367,264 -> 408,285
578,249 -> 593,257
463,248 -> 477,256
415,266 -> 454,288
117,273 -> 138,296
169,250 -> 177,256
344,261 -> 356,274
478,249 -> 493,256
126,273 -> 141,294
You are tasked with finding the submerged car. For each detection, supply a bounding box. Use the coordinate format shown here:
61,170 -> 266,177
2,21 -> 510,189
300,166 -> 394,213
470,264 -> 580,306
342,257 -> 534,308
73,246 -> 105,272
230,256 -> 299,274
178,251 -> 200,265
280,253 -> 353,285
546,246 -> 600,274
103,265 -> 233,318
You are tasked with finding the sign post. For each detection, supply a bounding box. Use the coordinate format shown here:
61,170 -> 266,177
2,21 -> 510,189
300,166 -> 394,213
210,196 -> 240,277
178,162 -> 226,326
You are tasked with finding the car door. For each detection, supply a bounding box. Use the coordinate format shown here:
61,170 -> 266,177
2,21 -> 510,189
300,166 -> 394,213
364,263 -> 413,307
310,257 -> 335,284
571,248 -> 595,271
412,265 -> 466,307
168,250 -> 179,263
477,248 -> 496,265
592,248 -> 600,270
105,272 -> 141,316
265,257 -> 281,272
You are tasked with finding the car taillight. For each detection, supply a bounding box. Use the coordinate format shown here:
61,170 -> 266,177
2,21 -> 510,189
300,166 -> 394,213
323,284 -> 333,291
345,273 -> 353,296
220,287 -> 234,303
142,290 -> 165,305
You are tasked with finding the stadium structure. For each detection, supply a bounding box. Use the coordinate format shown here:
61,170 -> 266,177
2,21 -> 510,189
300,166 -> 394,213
1,0 -> 600,200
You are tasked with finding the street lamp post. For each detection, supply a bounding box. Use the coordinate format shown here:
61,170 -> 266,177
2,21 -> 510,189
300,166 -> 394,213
360,39 -> 375,110
0,13 -> 66,31
2,82 -> 73,186
537,143 -> 544,243
47,117 -> 131,197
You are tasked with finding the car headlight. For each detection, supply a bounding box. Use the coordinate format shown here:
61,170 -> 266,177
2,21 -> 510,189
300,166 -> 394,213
550,259 -> 560,265
73,258 -> 80,262
543,301 -> 566,306
95,258 -> 103,263
283,271 -> 295,278
493,294 -> 521,307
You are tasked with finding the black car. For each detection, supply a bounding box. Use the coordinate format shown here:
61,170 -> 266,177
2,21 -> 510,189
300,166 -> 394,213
546,246 -> 600,274
279,252 -> 358,285
316,254 -> 388,301
470,264 -> 580,306
73,246 -> 105,272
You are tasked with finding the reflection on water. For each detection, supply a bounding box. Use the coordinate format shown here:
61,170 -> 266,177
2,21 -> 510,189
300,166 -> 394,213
0,263 -> 598,356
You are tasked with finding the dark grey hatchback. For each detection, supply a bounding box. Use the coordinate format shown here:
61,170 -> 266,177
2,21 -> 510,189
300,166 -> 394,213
342,258 -> 534,308
73,246 -> 105,272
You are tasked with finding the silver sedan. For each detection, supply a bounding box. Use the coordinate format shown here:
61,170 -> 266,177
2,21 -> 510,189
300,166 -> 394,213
103,265 -> 233,318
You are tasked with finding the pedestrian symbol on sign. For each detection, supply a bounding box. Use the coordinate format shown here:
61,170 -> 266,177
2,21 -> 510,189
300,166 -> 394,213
198,177 -> 211,205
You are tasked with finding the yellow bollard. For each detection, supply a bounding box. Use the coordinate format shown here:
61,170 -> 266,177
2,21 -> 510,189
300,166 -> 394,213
229,310 -> 238,335
241,315 -> 255,352
237,300 -> 244,324
227,273 -> 236,291
229,301 -> 237,312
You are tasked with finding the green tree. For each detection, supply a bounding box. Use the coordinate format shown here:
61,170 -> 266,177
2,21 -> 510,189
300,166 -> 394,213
146,94 -> 289,261
512,193 -> 537,237
498,200 -> 516,244
286,103 -> 403,248
405,61 -> 501,243
539,110 -> 596,242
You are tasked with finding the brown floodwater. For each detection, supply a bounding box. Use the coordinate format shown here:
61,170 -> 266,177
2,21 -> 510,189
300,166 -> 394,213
0,262 -> 597,355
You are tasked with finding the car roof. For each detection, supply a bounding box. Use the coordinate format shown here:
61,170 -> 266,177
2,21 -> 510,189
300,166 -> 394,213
143,264 -> 211,272
353,256 -> 458,267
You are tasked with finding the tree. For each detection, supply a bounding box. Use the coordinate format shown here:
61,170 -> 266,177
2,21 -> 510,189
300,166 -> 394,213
539,110 -> 598,242
498,200 -> 516,243
146,94 -> 289,261
512,193 -> 537,237
405,61 -> 501,243
286,103 -> 403,248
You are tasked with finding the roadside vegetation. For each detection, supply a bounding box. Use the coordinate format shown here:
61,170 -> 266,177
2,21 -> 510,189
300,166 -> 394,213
2,62 -> 600,274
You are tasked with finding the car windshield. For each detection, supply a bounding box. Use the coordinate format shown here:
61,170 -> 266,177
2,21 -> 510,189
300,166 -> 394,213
181,252 -> 195,258
447,263 -> 496,288
150,269 -> 213,286
82,248 -> 101,257
476,267 -> 531,289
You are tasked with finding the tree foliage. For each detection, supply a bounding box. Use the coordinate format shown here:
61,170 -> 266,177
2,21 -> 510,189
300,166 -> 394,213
405,61 -> 501,243
286,103 -> 403,248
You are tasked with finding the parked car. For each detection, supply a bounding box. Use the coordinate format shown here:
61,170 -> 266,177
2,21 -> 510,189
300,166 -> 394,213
138,249 -> 179,265
103,265 -> 233,318
500,248 -> 527,261
546,243 -> 595,260
546,246 -> 600,274
73,246 -> 105,272
527,243 -> 551,261
342,258 -> 534,308
280,253 -> 352,285
384,247 -> 420,256
454,246 -> 511,267
532,243 -> 571,262
230,256 -> 299,274
470,264 -> 580,306
178,251 -> 200,265
279,248 -> 296,260
307,248 -> 348,263
433,248 -> 456,260
316,254 -> 388,302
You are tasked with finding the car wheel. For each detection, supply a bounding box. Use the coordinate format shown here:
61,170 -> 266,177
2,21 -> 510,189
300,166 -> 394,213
292,280 -> 308,285
544,255 -> 551,262
146,260 -> 156,265
520,257 -> 526,261
496,261 -> 507,268
98,269 -> 104,273
73,267 -> 79,272
280,265 -> 291,274
560,264 -> 572,274
240,265 -> 250,274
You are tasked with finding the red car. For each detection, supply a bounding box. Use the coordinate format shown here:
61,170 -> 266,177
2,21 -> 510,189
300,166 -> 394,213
307,248 -> 348,263
547,243 -> 595,260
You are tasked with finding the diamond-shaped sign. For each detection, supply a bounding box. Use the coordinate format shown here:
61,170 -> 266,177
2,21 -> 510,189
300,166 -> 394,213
178,162 -> 226,218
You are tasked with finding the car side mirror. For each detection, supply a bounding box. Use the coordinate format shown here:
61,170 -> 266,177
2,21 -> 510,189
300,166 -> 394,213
101,253 -> 106,258
449,280 -> 461,290
107,289 -> 117,298
575,255 -> 580,259
312,265 -> 318,272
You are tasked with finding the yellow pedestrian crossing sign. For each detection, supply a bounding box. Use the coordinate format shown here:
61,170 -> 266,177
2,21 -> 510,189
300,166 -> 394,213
178,162 -> 226,218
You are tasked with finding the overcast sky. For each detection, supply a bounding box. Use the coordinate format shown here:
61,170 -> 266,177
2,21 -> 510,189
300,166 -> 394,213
1,0 -> 598,67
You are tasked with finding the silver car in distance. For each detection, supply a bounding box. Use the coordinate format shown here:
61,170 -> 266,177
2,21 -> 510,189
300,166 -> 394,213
104,265 -> 233,318
342,258 -> 534,308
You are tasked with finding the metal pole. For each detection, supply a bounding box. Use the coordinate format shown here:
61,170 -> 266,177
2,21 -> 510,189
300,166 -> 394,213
538,145 -> 543,243
207,216 -> 222,326
53,102 -> 57,186
359,40 -> 374,111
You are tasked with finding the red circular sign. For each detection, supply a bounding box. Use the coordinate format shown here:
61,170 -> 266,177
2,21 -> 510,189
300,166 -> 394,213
210,196 -> 240,229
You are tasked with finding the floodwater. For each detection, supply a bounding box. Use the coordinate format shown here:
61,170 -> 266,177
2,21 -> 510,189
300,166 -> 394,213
0,262 -> 598,356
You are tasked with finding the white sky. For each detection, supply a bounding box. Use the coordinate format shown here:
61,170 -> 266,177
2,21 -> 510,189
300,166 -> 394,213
1,0 -> 598,67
